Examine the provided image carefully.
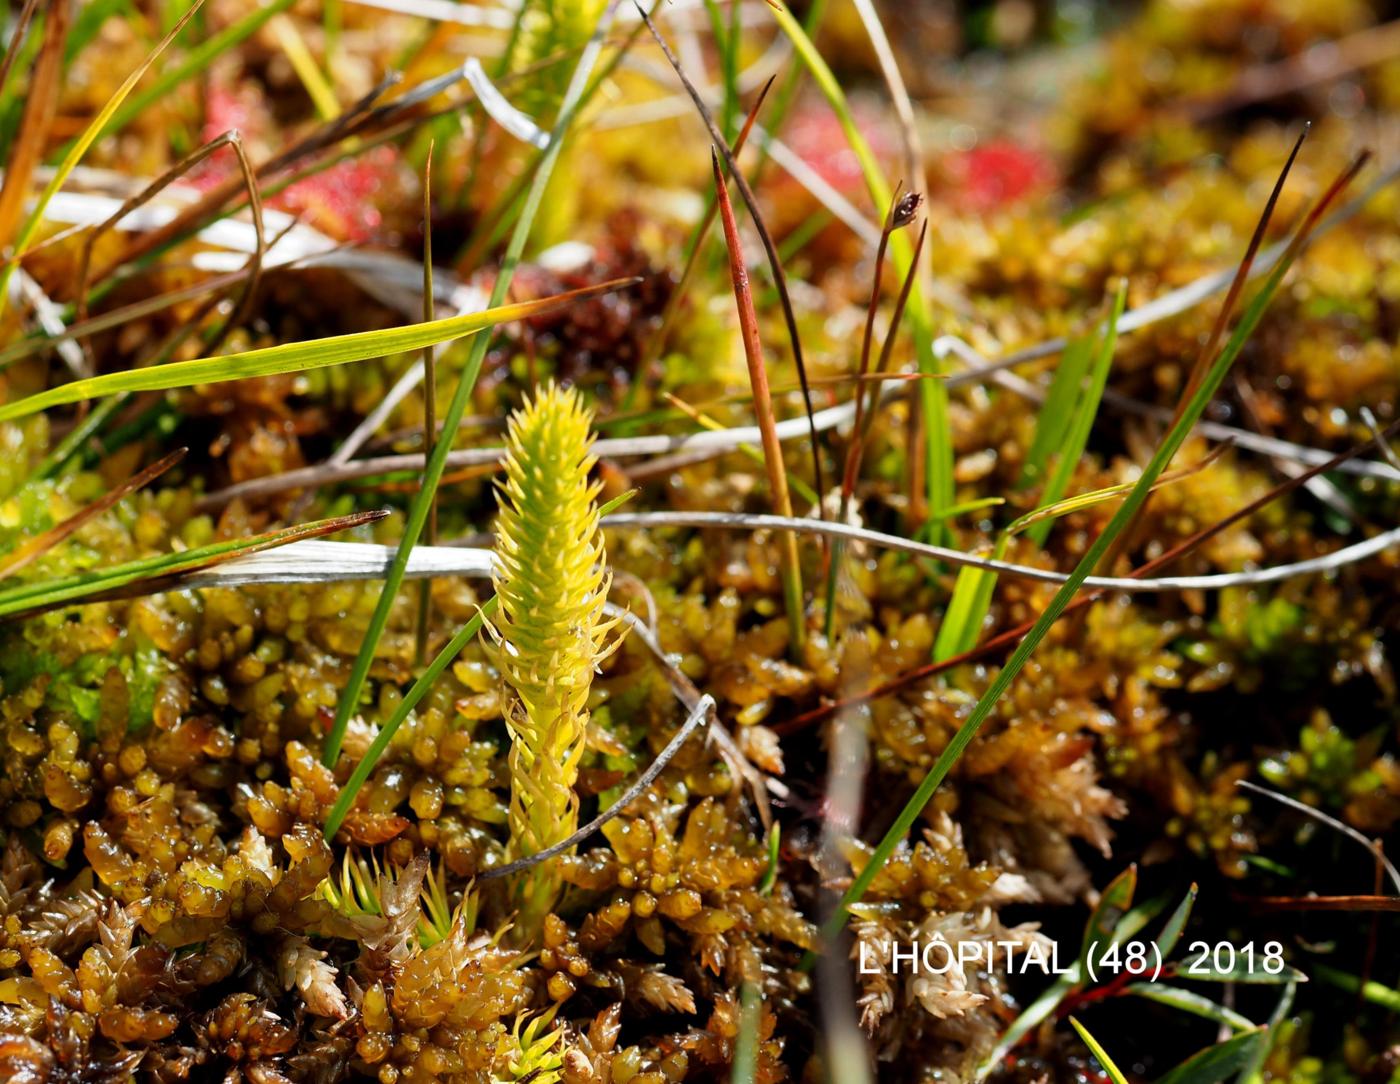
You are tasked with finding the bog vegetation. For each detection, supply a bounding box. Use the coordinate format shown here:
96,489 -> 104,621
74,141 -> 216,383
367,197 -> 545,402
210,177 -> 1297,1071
0,1 -> 1397,1082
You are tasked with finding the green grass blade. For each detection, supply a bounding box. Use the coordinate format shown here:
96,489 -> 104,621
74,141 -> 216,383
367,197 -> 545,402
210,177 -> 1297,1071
932,534 -> 1005,661
0,282 -> 630,424
323,597 -> 498,839
1018,333 -> 1094,489
1081,865 -> 1138,970
1027,281 -> 1127,546
322,1 -> 622,768
1124,984 -> 1254,1032
1068,1017 -> 1129,1084
812,160 -> 1330,949
1155,883 -> 1198,961
1156,1030 -> 1266,1084
0,511 -> 384,618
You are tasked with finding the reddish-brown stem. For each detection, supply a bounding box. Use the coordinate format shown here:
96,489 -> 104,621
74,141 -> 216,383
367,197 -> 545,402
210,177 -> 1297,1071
711,149 -> 806,654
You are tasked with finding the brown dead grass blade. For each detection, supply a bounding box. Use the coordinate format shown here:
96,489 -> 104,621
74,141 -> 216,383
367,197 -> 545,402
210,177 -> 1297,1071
1244,896 -> 1400,913
74,130 -> 266,365
2,509 -> 390,623
640,75 -> 774,377
0,0 -> 69,254
0,447 -> 188,579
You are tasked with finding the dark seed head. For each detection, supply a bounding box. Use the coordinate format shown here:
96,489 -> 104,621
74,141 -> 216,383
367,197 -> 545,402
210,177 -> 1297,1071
891,192 -> 923,229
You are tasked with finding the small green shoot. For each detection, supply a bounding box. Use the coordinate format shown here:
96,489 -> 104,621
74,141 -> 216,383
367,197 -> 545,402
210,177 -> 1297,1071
759,824 -> 781,896
1068,1017 -> 1129,1084
494,384 -> 618,938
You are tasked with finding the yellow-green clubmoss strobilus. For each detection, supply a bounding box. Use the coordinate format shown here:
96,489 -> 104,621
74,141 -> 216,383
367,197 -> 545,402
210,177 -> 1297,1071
493,382 -> 619,940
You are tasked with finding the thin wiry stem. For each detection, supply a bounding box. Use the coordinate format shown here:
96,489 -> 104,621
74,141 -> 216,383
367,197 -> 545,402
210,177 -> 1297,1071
1102,128 -> 1305,579
82,505 -> 1400,598
825,212 -> 926,637
1361,407 -> 1400,472
478,695 -> 714,880
817,194 -> 918,641
91,68 -> 403,283
75,130 -> 266,369
152,472 -> 1400,597
850,0 -> 930,307
1172,126 -> 1308,430
636,76 -> 774,386
414,144 -> 438,667
1236,781 -> 1400,894
608,604 -> 772,827
1246,896 -> 1400,913
639,2 -> 824,509
194,369 -> 1400,509
601,511 -> 1400,593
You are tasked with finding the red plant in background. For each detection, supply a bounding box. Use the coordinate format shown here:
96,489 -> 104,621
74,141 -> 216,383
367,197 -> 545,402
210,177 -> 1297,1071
783,99 -> 898,198
192,80 -> 403,242
943,138 -> 1057,212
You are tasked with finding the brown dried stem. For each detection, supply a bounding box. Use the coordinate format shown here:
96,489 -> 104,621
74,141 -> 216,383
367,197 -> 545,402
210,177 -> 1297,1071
711,149 -> 806,655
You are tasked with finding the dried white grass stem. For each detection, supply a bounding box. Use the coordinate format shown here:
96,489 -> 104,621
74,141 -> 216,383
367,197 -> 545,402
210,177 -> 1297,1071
477,694 -> 714,880
600,511 -> 1400,593
174,517 -> 1400,595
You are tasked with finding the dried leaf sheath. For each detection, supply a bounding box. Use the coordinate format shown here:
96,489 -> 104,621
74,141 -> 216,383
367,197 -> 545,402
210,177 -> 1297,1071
493,383 -> 617,936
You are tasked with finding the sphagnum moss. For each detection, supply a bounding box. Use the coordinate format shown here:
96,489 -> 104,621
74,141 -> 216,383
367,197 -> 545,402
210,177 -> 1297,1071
493,382 -> 618,939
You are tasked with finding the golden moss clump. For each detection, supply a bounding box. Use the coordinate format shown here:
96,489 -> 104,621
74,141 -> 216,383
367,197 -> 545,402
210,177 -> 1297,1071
493,383 -> 618,939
